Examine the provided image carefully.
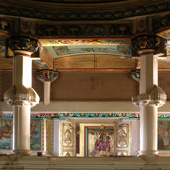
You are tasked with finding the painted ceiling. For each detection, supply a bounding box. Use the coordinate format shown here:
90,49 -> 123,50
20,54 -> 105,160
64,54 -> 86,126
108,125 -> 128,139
35,38 -> 132,69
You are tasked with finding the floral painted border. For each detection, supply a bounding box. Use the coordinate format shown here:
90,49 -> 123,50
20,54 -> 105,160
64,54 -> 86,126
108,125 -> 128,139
2,113 -> 139,119
2,113 -> 170,119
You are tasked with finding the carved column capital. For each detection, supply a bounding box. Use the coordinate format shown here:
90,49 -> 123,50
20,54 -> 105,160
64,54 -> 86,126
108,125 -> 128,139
132,34 -> 159,55
37,70 -> 59,82
4,86 -> 39,107
132,85 -> 167,107
7,36 -> 38,56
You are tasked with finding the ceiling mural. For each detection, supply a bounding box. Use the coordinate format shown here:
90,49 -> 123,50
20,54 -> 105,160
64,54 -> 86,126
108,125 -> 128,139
40,47 -> 53,68
33,59 -> 49,70
52,46 -> 131,57
37,38 -> 132,70
38,39 -> 130,46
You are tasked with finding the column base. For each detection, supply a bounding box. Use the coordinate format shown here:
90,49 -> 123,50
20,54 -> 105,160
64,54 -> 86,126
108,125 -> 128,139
137,150 -> 159,158
12,149 -> 31,156
43,151 -> 52,156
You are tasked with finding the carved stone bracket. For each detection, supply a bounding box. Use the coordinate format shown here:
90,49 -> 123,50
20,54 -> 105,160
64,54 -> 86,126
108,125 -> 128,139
37,70 -> 59,105
132,34 -> 159,55
132,85 -> 167,107
37,70 -> 59,82
130,69 -> 140,82
7,36 -> 38,55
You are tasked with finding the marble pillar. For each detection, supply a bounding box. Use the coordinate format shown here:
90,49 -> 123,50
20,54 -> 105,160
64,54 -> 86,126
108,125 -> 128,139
132,35 -> 167,157
4,36 -> 40,155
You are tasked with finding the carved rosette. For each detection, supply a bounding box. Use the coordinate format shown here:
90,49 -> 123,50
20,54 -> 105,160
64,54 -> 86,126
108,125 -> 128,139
132,85 -> 167,107
132,34 -> 159,55
37,70 -> 59,82
7,36 -> 38,56
4,85 -> 40,107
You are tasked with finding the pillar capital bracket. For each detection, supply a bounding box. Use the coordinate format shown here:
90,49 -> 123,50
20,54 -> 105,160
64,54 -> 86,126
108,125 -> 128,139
37,69 -> 59,82
132,85 -> 167,107
7,36 -> 38,56
4,86 -> 39,107
132,34 -> 159,55
131,69 -> 140,82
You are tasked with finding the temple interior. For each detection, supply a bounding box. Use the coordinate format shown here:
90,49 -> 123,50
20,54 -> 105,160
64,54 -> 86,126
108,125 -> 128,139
1,0 -> 170,169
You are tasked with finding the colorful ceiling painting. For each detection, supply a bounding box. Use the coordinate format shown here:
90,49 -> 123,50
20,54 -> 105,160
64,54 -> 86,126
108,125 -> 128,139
33,58 -> 49,69
52,46 -> 131,57
157,29 -> 170,40
37,38 -> 132,69
38,38 -> 131,46
40,46 -> 53,68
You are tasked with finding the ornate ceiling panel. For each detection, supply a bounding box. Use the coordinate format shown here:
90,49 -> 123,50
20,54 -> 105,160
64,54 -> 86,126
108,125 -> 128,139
0,0 -> 169,21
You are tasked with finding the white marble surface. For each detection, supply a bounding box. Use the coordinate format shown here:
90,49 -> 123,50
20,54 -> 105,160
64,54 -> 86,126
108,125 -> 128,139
1,155 -> 170,170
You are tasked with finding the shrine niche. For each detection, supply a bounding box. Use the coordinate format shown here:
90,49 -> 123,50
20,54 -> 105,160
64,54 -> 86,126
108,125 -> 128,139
79,122 -> 132,157
87,127 -> 114,157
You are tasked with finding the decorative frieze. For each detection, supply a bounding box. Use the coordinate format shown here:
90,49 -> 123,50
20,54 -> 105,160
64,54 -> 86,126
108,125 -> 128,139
2,113 -> 140,119
36,24 -> 132,37
0,2 -> 169,22
153,14 -> 170,33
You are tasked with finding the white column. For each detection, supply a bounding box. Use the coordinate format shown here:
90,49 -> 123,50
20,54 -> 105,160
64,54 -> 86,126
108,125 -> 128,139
139,53 -> 158,156
140,53 -> 158,94
132,52 -> 167,157
140,105 -> 158,156
13,105 -> 31,155
4,36 -> 40,156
